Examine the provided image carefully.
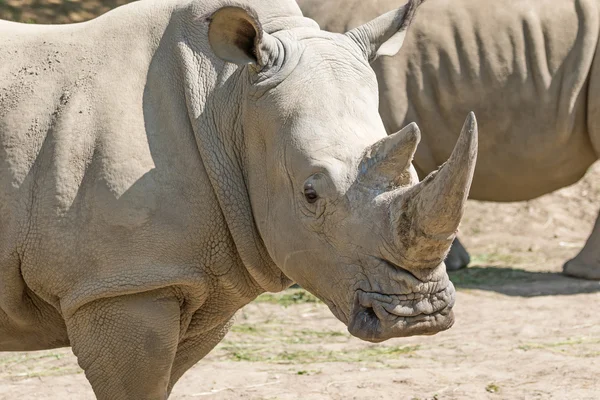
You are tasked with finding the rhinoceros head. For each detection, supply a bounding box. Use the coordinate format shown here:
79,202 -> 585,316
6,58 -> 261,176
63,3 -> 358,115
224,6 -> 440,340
207,0 -> 478,342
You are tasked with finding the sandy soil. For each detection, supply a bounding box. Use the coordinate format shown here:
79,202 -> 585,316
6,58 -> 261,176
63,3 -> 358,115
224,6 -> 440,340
1,164 -> 599,400
1,3 -> 600,399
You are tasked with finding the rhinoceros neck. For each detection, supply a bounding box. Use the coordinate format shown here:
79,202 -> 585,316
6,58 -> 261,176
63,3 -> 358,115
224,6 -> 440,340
191,81 -> 293,294
162,6 -> 293,294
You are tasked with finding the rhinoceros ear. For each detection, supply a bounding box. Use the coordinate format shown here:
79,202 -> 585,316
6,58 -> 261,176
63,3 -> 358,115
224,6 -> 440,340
208,6 -> 277,68
345,0 -> 423,62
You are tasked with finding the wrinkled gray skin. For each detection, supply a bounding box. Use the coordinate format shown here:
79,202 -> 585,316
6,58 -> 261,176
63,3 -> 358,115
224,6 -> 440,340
0,0 -> 479,398
299,0 -> 600,278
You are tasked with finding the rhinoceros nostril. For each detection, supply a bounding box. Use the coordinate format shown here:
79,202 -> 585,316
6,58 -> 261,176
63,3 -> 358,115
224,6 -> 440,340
348,304 -> 385,343
363,306 -> 377,320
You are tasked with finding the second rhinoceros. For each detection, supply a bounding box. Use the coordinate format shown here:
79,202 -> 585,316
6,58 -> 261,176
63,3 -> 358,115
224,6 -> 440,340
0,0 -> 477,398
299,0 -> 600,279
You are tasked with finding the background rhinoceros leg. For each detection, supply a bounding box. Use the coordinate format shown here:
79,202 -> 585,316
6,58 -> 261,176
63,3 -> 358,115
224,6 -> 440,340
65,289 -> 181,400
563,211 -> 600,280
167,318 -> 234,395
445,237 -> 471,271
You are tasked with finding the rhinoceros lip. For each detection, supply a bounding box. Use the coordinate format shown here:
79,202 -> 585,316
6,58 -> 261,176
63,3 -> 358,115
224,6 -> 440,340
347,283 -> 456,343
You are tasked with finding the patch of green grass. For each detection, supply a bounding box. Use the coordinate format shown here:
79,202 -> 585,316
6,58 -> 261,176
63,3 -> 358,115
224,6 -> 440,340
0,351 -> 68,366
518,337 -> 600,351
228,348 -> 259,362
230,324 -> 263,335
518,339 -> 578,350
297,329 -> 345,338
486,383 -> 500,393
0,351 -> 82,380
470,226 -> 482,235
229,323 -> 348,348
283,329 -> 347,344
219,343 -> 420,364
14,366 -> 83,378
517,337 -> 600,357
280,331 -> 348,345
230,324 -> 345,342
355,345 -> 419,358
294,369 -> 322,375
254,289 -> 321,307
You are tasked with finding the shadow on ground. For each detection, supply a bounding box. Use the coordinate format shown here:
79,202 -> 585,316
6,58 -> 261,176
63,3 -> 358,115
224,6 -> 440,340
449,266 -> 600,297
290,266 -> 600,297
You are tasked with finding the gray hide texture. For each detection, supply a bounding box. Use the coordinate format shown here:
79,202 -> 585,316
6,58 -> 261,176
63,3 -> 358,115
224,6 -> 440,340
0,0 -> 479,398
299,0 -> 600,279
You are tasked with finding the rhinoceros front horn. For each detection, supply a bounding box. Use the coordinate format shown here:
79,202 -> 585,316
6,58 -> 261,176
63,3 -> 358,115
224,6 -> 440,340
396,112 -> 478,268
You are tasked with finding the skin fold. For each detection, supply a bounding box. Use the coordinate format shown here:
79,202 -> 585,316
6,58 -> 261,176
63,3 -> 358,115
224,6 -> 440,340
0,0 -> 479,398
299,0 -> 600,278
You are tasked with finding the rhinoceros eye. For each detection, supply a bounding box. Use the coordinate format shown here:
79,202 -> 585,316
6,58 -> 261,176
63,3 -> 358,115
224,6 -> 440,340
303,182 -> 319,204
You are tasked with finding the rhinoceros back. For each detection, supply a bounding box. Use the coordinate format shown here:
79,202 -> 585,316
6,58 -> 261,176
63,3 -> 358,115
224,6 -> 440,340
0,1 -> 176,350
385,0 -> 600,201
300,0 -> 600,201
0,0 -> 220,350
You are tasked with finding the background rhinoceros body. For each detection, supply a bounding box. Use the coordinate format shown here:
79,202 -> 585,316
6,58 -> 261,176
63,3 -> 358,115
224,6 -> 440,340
0,0 -> 479,398
299,0 -> 600,279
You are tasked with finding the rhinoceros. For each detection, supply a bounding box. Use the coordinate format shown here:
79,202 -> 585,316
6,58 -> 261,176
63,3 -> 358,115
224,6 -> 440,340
299,0 -> 600,279
0,0 -> 479,398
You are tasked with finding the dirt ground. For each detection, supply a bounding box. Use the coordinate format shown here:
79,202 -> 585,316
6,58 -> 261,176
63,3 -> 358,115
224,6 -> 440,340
0,163 -> 598,400
2,2 -> 600,400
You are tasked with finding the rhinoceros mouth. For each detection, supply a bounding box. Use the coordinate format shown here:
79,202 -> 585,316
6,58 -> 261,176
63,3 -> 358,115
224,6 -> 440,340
347,283 -> 456,343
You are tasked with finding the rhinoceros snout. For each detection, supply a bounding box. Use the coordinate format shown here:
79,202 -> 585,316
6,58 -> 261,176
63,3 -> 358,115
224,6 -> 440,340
347,282 -> 456,342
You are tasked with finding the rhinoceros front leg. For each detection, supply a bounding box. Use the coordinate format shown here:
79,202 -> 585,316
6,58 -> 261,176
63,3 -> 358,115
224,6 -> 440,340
445,237 -> 471,271
65,288 -> 181,400
563,211 -> 600,280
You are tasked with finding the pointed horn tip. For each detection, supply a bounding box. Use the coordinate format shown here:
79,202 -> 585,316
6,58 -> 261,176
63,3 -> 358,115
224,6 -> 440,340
407,0 -> 424,9
411,0 -> 427,13
407,112 -> 475,238
457,112 -> 478,151
407,121 -> 419,131
398,0 -> 425,30
402,121 -> 421,143
463,112 -> 477,135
